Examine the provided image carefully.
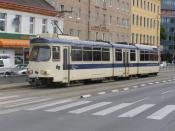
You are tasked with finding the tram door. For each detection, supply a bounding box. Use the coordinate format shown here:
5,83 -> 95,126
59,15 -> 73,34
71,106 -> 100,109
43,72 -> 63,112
63,47 -> 70,84
123,50 -> 129,77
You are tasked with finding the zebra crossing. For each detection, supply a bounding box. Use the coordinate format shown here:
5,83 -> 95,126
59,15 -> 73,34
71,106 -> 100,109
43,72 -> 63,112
1,93 -> 175,121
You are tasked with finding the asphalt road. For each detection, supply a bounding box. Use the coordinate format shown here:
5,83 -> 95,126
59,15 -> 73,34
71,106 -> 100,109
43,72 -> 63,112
1,71 -> 175,131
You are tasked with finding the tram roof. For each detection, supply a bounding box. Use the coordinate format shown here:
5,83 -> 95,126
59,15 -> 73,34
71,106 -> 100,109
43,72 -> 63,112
30,38 -> 137,49
135,44 -> 158,51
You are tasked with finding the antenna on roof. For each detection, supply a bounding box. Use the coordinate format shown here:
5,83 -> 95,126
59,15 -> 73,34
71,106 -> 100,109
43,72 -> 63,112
51,20 -> 64,38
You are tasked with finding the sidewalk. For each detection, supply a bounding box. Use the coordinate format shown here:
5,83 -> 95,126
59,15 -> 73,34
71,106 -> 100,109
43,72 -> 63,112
0,82 -> 29,90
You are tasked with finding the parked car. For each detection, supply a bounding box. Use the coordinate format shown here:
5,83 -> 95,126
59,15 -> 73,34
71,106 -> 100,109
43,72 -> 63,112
0,55 -> 13,76
160,61 -> 167,68
11,64 -> 28,75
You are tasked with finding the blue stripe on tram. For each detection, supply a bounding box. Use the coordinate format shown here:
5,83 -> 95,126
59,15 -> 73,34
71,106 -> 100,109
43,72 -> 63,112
67,63 -> 159,70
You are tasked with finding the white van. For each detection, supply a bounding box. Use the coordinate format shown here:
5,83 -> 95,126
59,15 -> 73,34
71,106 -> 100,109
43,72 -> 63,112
0,54 -> 12,75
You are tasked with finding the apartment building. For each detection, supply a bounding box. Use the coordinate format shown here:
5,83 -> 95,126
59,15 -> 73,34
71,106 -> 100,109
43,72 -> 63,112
161,0 -> 175,61
46,0 -> 131,43
0,0 -> 63,66
131,0 -> 161,47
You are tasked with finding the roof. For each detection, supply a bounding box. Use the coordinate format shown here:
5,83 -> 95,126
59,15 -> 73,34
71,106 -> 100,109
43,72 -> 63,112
0,0 -> 57,16
135,44 -> 158,51
0,0 -> 55,11
30,38 -> 137,49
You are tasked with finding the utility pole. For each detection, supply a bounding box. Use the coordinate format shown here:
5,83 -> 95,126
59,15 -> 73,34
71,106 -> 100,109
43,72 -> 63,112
87,0 -> 91,40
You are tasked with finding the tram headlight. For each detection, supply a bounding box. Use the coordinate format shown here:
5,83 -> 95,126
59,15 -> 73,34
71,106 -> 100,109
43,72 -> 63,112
27,70 -> 33,74
40,70 -> 49,75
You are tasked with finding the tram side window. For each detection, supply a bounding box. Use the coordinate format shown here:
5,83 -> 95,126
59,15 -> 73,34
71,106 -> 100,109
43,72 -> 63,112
83,47 -> 92,61
154,53 -> 158,61
52,46 -> 60,61
115,49 -> 122,61
93,47 -> 101,61
145,51 -> 149,61
102,48 -> 110,61
71,46 -> 82,61
130,50 -> 136,61
140,51 -> 145,61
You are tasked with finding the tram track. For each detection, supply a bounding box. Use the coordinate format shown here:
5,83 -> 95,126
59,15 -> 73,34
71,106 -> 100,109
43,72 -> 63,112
0,71 -> 175,100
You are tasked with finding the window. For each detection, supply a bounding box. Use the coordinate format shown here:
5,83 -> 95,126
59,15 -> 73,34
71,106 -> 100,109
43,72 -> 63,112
132,33 -> 135,44
70,29 -> 74,36
140,51 -> 145,61
29,17 -> 35,34
109,16 -> 112,25
83,47 -> 92,61
93,47 -> 101,61
136,15 -> 139,25
130,50 -> 136,61
14,15 -> 21,33
30,46 -> 51,62
53,20 -> 58,34
71,46 -> 82,61
77,8 -> 81,19
42,19 -> 47,33
52,46 -> 60,61
0,60 -> 4,67
102,48 -> 110,61
115,49 -> 122,61
0,13 -> 6,32
60,5 -> 64,11
132,14 -> 135,25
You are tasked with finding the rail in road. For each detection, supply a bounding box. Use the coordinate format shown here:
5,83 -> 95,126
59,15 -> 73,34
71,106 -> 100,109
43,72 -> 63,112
0,64 -> 174,88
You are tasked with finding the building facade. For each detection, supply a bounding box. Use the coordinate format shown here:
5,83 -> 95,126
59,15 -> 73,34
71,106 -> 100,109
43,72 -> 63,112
161,0 -> 175,61
46,0 -> 131,43
0,0 -> 63,67
131,0 -> 161,47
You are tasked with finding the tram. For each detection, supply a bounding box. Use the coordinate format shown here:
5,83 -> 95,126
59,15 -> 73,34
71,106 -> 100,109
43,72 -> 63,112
28,35 -> 159,86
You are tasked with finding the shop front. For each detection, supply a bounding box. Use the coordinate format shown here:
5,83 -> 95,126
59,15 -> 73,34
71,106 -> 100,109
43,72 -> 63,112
0,33 -> 34,67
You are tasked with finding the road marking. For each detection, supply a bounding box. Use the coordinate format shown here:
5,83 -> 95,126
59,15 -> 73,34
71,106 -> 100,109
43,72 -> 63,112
162,81 -> 167,83
26,99 -> 73,110
147,105 -> 175,120
155,82 -> 160,84
111,89 -> 119,93
133,86 -> 138,88
0,97 -> 37,106
69,102 -> 111,114
98,92 -> 106,95
118,104 -> 155,118
132,98 -> 148,104
123,88 -> 129,91
161,90 -> 174,95
0,95 -> 19,101
80,94 -> 92,98
140,84 -> 146,87
93,103 -> 133,116
168,80 -> 172,82
45,101 -> 91,112
5,98 -> 52,108
148,83 -> 153,85
173,79 -> 175,81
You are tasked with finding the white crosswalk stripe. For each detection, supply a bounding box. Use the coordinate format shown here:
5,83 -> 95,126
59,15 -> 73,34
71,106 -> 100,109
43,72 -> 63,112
0,97 -> 37,106
93,103 -> 133,116
45,101 -> 91,112
0,95 -> 19,101
69,102 -> 111,114
118,104 -> 155,118
147,105 -> 175,120
5,98 -> 52,108
26,99 -> 73,111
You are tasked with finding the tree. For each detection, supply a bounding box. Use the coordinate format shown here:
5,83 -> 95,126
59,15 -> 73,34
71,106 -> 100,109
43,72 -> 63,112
160,24 -> 167,40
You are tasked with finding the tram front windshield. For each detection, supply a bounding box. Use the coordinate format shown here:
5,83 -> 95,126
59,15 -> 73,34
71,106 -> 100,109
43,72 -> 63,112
30,46 -> 50,61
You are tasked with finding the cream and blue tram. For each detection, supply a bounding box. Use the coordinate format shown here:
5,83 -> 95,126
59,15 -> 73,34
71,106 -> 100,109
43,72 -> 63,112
28,37 -> 159,86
